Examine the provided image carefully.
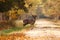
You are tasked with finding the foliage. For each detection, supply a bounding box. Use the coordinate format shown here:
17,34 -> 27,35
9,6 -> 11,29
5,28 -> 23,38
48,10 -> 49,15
0,0 -> 28,12
42,0 -> 60,18
0,1 -> 12,12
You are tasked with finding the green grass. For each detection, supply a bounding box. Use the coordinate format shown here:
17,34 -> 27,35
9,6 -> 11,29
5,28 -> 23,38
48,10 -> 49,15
0,27 -> 23,34
0,24 -> 32,35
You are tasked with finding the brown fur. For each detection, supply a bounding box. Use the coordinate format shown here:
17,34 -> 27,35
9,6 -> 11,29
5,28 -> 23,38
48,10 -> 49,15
23,15 -> 37,26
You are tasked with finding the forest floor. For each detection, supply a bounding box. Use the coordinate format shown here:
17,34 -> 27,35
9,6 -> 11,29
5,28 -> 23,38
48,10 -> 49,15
0,19 -> 60,40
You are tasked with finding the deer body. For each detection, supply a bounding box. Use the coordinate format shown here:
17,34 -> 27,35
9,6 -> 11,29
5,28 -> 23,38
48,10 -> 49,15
23,15 -> 36,26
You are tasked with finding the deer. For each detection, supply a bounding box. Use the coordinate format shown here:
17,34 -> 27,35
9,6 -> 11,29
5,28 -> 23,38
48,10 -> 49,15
23,15 -> 37,26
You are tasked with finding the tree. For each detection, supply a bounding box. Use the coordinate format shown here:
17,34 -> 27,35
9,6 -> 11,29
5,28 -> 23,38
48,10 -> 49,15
0,1 -> 12,12
0,0 -> 28,13
0,0 -> 31,27
42,0 -> 60,20
0,0 -> 30,21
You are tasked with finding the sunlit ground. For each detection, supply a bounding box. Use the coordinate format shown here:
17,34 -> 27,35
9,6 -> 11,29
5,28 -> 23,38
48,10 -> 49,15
0,19 -> 60,40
